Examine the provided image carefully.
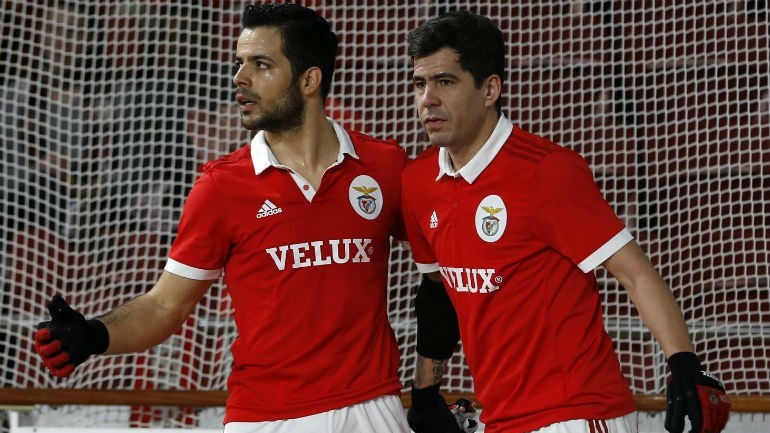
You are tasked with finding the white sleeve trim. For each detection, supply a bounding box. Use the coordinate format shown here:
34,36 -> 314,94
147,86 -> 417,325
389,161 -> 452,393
164,258 -> 221,280
415,262 -> 440,274
577,228 -> 634,273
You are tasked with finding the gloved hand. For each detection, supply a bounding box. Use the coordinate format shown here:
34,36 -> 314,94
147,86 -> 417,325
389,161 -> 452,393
34,295 -> 109,377
408,383 -> 478,433
665,352 -> 731,433
449,397 -> 478,433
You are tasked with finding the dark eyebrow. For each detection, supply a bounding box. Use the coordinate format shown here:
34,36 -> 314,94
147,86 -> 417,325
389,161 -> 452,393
412,72 -> 460,82
235,54 -> 274,63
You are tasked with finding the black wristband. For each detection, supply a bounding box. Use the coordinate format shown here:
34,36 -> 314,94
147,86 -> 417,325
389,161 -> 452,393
667,352 -> 701,377
411,382 -> 443,410
416,275 -> 460,359
87,319 -> 110,355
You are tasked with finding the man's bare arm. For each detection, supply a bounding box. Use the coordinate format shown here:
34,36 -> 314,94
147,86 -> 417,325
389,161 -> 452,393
415,354 -> 449,388
603,240 -> 693,357
99,271 -> 214,354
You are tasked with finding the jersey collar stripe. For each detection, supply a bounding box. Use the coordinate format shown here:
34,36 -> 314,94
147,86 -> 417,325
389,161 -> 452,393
250,118 -> 360,176
329,116 -> 359,160
435,115 -> 514,184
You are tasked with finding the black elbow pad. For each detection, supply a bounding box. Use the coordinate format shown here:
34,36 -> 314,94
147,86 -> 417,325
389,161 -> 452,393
415,275 -> 460,359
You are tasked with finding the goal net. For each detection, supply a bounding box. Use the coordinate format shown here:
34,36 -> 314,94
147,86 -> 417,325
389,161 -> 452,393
1,1 -> 768,431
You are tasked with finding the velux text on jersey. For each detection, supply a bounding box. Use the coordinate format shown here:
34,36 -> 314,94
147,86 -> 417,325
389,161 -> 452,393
439,266 -> 500,294
266,238 -> 373,270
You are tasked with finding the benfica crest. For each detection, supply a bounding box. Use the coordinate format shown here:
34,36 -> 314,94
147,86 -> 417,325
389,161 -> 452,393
348,175 -> 383,220
353,186 -> 379,214
475,194 -> 507,242
480,206 -> 502,236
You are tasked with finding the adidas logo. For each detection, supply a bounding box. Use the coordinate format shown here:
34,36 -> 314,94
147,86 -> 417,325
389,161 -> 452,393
429,211 -> 438,228
257,199 -> 283,219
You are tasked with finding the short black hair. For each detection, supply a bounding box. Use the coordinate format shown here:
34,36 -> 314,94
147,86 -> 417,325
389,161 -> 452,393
242,3 -> 338,100
408,11 -> 505,112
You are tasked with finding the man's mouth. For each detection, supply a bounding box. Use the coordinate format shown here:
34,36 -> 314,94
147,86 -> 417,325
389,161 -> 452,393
423,116 -> 446,128
236,93 -> 258,111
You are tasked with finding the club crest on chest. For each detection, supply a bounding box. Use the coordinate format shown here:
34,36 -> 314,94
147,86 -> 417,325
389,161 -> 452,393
475,194 -> 507,242
348,174 -> 383,220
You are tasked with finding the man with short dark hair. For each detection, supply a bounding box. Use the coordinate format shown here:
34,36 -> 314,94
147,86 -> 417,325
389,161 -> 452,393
402,11 -> 731,433
34,4 -> 411,432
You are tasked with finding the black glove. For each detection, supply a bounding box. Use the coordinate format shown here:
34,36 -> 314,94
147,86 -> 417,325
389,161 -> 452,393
34,295 -> 109,377
408,383 -> 478,433
665,352 -> 731,433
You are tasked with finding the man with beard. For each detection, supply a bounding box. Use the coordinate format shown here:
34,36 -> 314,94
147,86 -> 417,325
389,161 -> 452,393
33,4 -> 412,432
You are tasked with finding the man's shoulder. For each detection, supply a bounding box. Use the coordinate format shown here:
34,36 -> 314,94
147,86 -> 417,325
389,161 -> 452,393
347,130 -> 406,167
504,127 -> 569,164
403,146 -> 438,179
201,145 -> 252,175
504,128 -> 594,187
348,130 -> 401,152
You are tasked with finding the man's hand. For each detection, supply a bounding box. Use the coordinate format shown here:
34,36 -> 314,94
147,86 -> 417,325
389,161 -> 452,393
408,383 -> 478,433
665,352 -> 730,433
34,295 -> 109,377
449,397 -> 478,433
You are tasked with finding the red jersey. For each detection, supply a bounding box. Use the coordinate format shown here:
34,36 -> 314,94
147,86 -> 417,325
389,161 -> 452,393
401,117 -> 636,433
165,121 -> 405,422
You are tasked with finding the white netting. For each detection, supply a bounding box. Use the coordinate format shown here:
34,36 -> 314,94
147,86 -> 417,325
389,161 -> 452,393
1,0 -> 768,430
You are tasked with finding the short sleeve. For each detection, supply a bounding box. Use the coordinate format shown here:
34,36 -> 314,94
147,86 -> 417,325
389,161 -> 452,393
401,173 -> 439,274
531,150 -> 632,272
165,171 -> 232,280
390,148 -> 410,242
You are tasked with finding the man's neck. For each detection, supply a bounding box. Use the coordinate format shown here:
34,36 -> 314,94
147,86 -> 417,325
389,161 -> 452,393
265,112 -> 340,189
447,113 -> 500,171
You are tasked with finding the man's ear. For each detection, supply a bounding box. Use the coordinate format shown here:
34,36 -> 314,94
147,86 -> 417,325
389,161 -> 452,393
300,66 -> 323,97
483,75 -> 501,109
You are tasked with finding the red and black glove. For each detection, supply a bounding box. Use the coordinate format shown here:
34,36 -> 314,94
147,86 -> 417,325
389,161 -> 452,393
665,352 -> 730,433
34,295 -> 109,377
408,383 -> 478,433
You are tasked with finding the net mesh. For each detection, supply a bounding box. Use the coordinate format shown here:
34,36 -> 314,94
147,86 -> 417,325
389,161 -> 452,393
1,0 -> 768,429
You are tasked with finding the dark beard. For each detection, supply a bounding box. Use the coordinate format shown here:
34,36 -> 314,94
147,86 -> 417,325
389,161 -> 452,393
242,82 -> 305,132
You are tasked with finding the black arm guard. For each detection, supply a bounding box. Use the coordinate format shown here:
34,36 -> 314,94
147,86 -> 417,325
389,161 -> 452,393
416,275 -> 460,359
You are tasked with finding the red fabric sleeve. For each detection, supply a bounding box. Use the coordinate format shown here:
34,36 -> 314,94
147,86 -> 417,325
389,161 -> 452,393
401,171 -> 438,270
167,170 -> 233,275
531,149 -> 627,268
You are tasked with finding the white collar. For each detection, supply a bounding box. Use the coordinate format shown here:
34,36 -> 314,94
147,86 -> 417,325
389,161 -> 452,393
436,115 -> 513,184
250,118 -> 359,175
